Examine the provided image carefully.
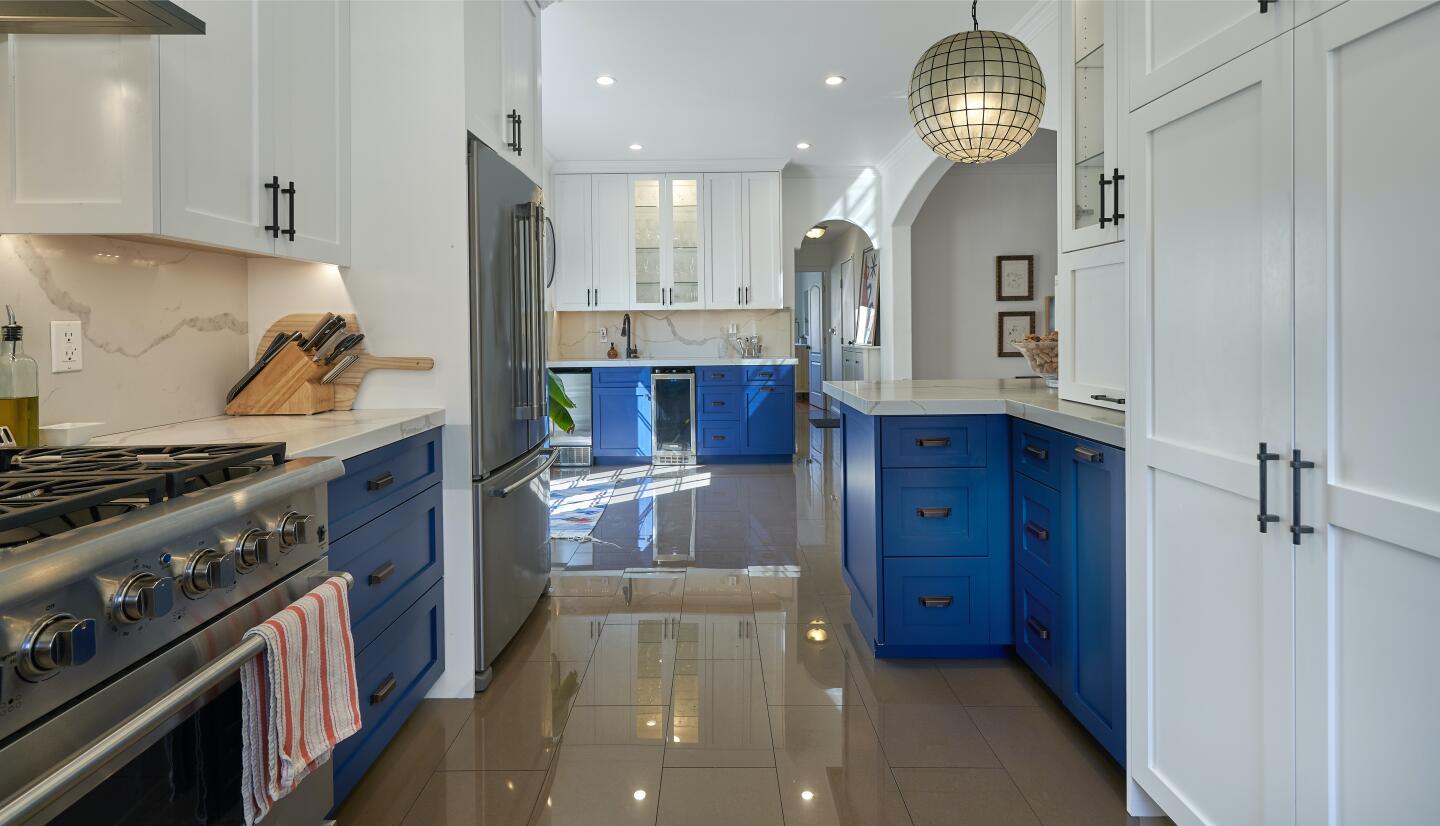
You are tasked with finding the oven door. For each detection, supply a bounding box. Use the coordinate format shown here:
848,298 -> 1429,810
0,558 -> 339,826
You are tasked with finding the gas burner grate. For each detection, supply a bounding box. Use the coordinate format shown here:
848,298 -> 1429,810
0,474 -> 167,543
0,443 -> 287,498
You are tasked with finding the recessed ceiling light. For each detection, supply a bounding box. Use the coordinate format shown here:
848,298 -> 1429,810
796,142 -> 811,150
596,75 -> 616,86
824,75 -> 845,86
629,143 -> 643,151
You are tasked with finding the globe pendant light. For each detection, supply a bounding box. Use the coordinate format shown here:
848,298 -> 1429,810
907,1 -> 1046,164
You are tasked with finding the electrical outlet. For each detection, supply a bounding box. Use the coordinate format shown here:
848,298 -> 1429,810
599,327 -> 608,341
50,320 -> 82,373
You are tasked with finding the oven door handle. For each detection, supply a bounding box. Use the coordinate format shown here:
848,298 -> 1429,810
0,572 -> 355,826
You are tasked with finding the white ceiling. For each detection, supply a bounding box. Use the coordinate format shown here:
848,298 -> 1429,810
541,0 -> 1040,168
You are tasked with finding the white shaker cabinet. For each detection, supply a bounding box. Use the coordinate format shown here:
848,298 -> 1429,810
840,345 -> 880,382
629,174 -> 705,310
465,0 -> 542,186
741,171 -> 783,309
705,171 -> 782,310
1056,243 -> 1125,410
1058,0 -> 1125,252
551,173 -> 629,311
1123,0 -> 1293,110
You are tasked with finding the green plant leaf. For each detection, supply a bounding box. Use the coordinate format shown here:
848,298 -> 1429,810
548,369 -> 576,434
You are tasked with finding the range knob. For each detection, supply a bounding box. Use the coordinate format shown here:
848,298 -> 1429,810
234,529 -> 278,572
277,512 -> 313,548
18,613 -> 97,682
182,548 -> 236,598
113,572 -> 176,623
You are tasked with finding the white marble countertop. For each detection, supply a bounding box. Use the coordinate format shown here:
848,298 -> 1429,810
549,357 -> 799,368
91,408 -> 446,460
823,378 -> 1125,447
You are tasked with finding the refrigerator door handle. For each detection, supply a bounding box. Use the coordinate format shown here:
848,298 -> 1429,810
489,449 -> 557,498
511,206 -> 531,419
533,203 -> 548,417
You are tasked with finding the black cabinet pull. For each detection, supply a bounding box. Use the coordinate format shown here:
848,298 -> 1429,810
1023,444 -> 1048,460
1256,442 -> 1281,533
507,109 -> 523,155
1259,0 -> 1273,12
1111,168 -> 1125,225
914,437 -> 951,448
710,373 -> 726,380
281,181 -> 296,241
368,561 -> 396,585
1290,449 -> 1315,545
1024,521 -> 1050,541
710,400 -> 725,407
916,507 -> 952,519
711,434 -> 726,441
370,673 -> 397,706
263,176 -> 281,238
1098,172 -> 1112,228
745,286 -> 751,304
367,471 -> 395,491
1026,616 -> 1051,641
1074,445 -> 1104,463
1090,394 -> 1126,405
918,596 -> 953,608
738,286 -> 742,304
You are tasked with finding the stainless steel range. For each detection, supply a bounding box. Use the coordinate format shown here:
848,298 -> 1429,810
0,443 -> 345,825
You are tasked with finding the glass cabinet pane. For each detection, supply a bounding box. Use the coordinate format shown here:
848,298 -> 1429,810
634,178 -> 661,304
1072,0 -> 1104,230
670,178 -> 699,304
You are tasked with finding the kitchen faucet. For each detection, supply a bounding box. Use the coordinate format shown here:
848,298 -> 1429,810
620,313 -> 638,359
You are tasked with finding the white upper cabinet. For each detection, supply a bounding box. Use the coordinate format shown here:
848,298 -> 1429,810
0,0 -> 351,265
466,0 -> 543,186
742,171 -> 782,309
1123,0 -> 1293,110
705,173 -> 745,309
1059,0 -> 1125,253
590,174 -> 630,310
1056,243 -> 1125,410
550,174 -> 593,311
629,174 -> 705,310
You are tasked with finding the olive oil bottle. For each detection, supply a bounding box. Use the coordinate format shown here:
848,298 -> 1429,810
0,306 -> 39,447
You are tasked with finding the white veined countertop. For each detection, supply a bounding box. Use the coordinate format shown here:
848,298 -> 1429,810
90,408 -> 446,460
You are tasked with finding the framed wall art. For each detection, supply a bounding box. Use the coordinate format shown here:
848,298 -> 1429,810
997,310 -> 1036,357
996,255 -> 1035,301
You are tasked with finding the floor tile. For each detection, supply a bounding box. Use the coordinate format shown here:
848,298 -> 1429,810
530,744 -> 663,826
575,621 -> 677,706
770,704 -> 913,826
938,656 -> 1054,707
549,571 -> 624,597
750,573 -> 833,624
502,596 -> 610,663
606,573 -> 685,623
674,612 -> 761,660
754,622 -> 863,706
333,699 -> 474,826
870,704 -> 1001,768
682,570 -> 751,595
399,770 -> 547,826
655,768 -> 785,826
666,657 -> 774,767
562,704 -> 669,749
440,660 -> 587,771
891,767 -> 1040,826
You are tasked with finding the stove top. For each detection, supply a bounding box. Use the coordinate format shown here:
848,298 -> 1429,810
0,443 -> 286,549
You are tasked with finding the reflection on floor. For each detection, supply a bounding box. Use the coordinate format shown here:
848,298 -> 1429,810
336,404 -> 1171,825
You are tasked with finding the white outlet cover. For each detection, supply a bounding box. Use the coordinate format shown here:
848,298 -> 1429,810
50,320 -> 82,373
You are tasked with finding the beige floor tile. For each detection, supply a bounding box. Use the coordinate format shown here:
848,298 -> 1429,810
870,704 -> 1001,768
502,596 -> 610,663
440,660 -> 586,771
678,592 -> 755,616
938,657 -> 1055,707
548,571 -> 624,597
575,621 -> 677,706
673,612 -> 761,660
606,573 -> 685,623
399,770 -> 547,826
655,768 -> 785,826
682,570 -> 751,595
770,704 -> 913,826
334,699 -> 474,826
530,745 -> 663,826
891,767 -> 1041,826
754,623 -> 864,706
968,706 -> 1134,826
751,574 -> 834,624
562,704 -> 669,748
666,657 -> 774,767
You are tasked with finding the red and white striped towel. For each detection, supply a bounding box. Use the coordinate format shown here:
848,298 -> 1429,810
240,576 -> 362,826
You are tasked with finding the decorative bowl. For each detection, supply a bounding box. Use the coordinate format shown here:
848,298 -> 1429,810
1013,338 -> 1059,388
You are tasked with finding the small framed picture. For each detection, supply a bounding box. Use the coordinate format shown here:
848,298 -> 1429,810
998,311 -> 1036,357
996,255 -> 1035,301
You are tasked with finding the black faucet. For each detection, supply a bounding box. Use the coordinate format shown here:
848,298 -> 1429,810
620,313 -> 638,359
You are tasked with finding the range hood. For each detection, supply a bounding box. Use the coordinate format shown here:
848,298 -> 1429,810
0,1 -> 204,35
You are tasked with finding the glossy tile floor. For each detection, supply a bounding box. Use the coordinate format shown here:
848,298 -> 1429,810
337,405 -> 1171,826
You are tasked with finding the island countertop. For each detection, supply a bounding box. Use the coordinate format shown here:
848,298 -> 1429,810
90,408 -> 446,460
823,378 -> 1125,447
549,357 -> 799,368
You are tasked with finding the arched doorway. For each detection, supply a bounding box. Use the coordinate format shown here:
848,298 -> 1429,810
792,219 -> 876,409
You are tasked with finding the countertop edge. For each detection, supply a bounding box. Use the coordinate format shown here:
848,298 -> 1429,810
549,358 -> 800,368
91,409 -> 447,462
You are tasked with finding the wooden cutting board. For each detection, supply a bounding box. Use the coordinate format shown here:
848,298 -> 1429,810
253,313 -> 433,411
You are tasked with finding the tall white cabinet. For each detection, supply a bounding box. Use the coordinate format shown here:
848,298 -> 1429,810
464,0 -> 543,186
550,173 -> 629,311
1127,2 -> 1440,823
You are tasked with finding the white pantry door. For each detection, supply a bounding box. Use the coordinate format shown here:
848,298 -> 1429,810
1125,34 -> 1294,826
1292,3 -> 1440,823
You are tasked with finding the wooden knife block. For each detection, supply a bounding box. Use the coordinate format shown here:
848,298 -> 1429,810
224,342 -> 336,415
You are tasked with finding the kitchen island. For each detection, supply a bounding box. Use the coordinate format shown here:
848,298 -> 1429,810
825,378 -> 1127,762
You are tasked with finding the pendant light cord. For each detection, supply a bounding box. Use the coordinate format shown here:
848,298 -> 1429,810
972,0 -> 979,31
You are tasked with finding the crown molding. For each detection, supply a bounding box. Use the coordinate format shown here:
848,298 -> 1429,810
551,158 -> 788,175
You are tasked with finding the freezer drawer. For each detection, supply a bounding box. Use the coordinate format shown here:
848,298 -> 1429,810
475,446 -> 554,684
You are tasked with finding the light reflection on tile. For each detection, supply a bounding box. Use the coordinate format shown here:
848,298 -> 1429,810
606,574 -> 685,623
531,745 -> 663,826
439,660 -> 586,772
673,612 -> 760,660
502,597 -> 609,663
334,699 -> 474,826
754,623 -> 861,706
666,658 -> 774,767
575,621 -> 677,706
770,704 -> 913,826
655,768 -> 785,826
398,770 -> 546,826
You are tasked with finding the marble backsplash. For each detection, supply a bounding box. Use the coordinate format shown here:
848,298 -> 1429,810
0,235 -> 250,436
552,309 -> 794,360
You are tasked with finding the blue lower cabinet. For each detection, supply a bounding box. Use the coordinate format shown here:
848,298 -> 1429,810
698,386 -> 742,419
883,556 -> 993,646
881,468 -> 991,557
741,384 -> 793,456
698,420 -> 741,455
328,429 -> 441,541
333,580 -> 445,802
1013,474 -> 1061,593
881,415 -> 989,468
1015,568 -> 1061,689
592,383 -> 652,462
330,484 -> 444,651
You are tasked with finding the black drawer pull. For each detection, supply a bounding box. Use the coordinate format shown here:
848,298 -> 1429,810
916,507 -> 952,519
915,437 -> 951,448
1026,616 -> 1050,641
1090,394 -> 1126,405
368,561 -> 396,586
370,673 -> 397,706
1074,445 -> 1104,463
710,373 -> 726,380
1024,522 -> 1050,541
710,400 -> 726,406
756,371 -> 774,378
918,596 -> 953,608
367,472 -> 395,491
759,387 -> 776,393
1023,444 -> 1048,460
711,434 -> 726,441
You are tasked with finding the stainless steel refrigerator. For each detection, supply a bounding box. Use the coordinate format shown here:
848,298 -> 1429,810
468,134 -> 553,691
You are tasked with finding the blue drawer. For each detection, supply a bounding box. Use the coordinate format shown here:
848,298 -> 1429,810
880,468 -> 991,557
1013,421 -> 1063,488
334,579 -> 444,803
1014,474 -> 1061,593
698,420 -> 742,455
330,484 -> 444,651
329,429 -> 442,541
593,366 -> 650,387
882,556 -> 993,646
697,365 -> 742,386
744,364 -> 793,385
1015,568 -> 1061,691
880,416 -> 988,468
698,386 -> 742,420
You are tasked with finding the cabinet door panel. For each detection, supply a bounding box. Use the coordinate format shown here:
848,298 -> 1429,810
500,0 -> 540,184
551,174 -> 592,310
705,173 -> 744,309
1124,0 -> 1293,109
592,174 -> 631,310
882,557 -> 992,646
742,385 -> 792,455
159,0 -> 276,254
881,468 -> 990,557
1059,0 -> 1120,251
1014,474 -> 1062,592
1057,242 -> 1126,410
742,172 -> 782,308
593,388 -> 652,459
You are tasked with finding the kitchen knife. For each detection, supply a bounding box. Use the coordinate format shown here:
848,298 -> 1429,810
323,333 -> 365,366
305,315 -> 346,355
226,331 -> 291,403
299,312 -> 335,348
320,354 -> 360,384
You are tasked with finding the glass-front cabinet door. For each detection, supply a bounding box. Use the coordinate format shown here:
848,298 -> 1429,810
631,176 -> 663,307
668,176 -> 703,307
629,174 -> 705,309
1059,0 -> 1121,252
